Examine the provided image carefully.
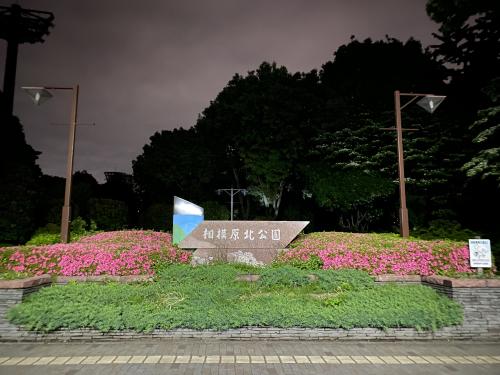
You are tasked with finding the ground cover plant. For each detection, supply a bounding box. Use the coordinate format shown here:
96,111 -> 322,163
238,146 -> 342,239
278,232 -> 480,276
7,264 -> 462,332
0,230 -> 191,278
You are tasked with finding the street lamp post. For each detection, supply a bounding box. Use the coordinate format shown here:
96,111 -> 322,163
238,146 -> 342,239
390,90 -> 445,238
216,188 -> 247,221
22,85 -> 80,243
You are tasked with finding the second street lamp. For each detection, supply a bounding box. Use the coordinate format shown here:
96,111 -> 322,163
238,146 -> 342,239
22,84 -> 80,243
391,90 -> 445,238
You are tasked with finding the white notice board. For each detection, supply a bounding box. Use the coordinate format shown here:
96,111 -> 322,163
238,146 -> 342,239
468,239 -> 492,268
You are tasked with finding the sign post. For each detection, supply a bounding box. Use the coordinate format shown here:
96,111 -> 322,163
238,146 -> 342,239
468,238 -> 492,275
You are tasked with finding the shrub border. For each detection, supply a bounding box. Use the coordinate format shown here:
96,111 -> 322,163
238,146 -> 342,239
1,274 -> 499,342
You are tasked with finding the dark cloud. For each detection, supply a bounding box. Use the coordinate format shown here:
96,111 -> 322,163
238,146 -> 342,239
1,0 -> 438,181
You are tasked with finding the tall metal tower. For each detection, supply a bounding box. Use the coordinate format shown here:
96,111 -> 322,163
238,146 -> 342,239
0,4 -> 54,115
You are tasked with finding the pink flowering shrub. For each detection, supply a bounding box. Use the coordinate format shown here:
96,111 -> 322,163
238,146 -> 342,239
277,232 -> 477,276
1,231 -> 191,277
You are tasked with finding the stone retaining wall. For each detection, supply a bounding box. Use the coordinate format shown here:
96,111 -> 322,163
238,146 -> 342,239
1,274 -> 499,342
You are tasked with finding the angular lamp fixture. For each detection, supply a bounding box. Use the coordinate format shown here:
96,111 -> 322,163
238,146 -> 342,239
417,95 -> 446,114
21,86 -> 53,105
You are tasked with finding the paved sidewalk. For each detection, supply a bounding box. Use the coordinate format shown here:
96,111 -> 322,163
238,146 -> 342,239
0,339 -> 499,374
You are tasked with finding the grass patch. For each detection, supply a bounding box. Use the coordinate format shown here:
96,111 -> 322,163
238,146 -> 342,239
7,264 -> 463,332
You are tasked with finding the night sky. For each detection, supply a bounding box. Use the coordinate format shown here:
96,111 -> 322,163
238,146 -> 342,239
1,0 -> 439,182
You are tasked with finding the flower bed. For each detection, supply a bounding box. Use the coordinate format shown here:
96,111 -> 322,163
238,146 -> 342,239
0,231 -> 191,277
277,232 -> 476,276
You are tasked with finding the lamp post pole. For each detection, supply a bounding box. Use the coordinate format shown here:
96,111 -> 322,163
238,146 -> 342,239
389,90 -> 445,238
22,85 -> 80,243
394,90 -> 409,237
60,84 -> 79,243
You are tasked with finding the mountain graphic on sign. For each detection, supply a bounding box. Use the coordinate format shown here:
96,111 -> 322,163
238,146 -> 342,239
172,197 -> 204,245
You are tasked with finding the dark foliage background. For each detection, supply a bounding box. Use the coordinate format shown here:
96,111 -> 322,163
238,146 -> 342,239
1,0 -> 498,245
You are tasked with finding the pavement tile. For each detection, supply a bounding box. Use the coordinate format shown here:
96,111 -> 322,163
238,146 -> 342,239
294,355 -> 310,363
176,355 -> 191,363
97,356 -> 116,364
265,356 -> 280,363
450,356 -> 473,364
322,356 -> 340,364
393,356 -> 415,364
144,355 -> 161,364
49,356 -> 71,365
220,355 -> 235,363
308,355 -> 325,364
113,356 -> 131,364
205,355 -> 220,364
279,356 -> 295,364
477,356 -> 500,364
129,355 -> 146,364
33,356 -> 56,365
81,356 -> 101,364
337,356 -> 355,364
421,356 -> 443,364
467,356 -> 489,364
2,357 -> 25,365
350,356 -> 370,364
408,356 -> 430,364
159,355 -> 176,363
380,356 -> 400,364
236,356 -> 249,363
436,356 -> 457,364
18,357 -> 40,365
191,356 -> 205,363
65,356 -> 86,365
250,356 -> 265,363
365,356 -> 385,364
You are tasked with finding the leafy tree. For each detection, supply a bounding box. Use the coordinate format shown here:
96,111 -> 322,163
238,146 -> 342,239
35,175 -> 64,226
426,0 -> 500,105
201,201 -> 230,220
462,78 -> 500,185
101,172 -> 139,226
71,170 -> 99,221
426,0 -> 500,238
133,128 -> 214,205
319,37 -> 446,113
195,62 -> 319,218
0,92 -> 42,243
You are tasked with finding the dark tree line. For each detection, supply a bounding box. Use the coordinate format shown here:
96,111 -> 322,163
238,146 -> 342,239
1,0 -> 498,243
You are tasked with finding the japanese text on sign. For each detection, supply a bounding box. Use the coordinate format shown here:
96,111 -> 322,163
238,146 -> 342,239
203,228 -> 281,241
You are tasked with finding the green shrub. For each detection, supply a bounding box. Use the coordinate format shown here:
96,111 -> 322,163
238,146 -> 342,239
71,217 -> 87,235
7,264 -> 463,332
142,203 -> 172,231
25,218 -> 99,245
413,220 -> 478,241
310,269 -> 374,290
89,198 -> 128,230
283,254 -> 323,270
258,266 -> 310,288
201,201 -> 230,220
25,233 -> 60,246
26,223 -> 60,245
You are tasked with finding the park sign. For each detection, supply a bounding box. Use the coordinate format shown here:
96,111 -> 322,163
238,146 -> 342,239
172,197 -> 309,265
178,220 -> 309,249
469,239 -> 492,268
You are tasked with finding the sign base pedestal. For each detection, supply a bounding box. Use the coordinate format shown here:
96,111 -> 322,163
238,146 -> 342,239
191,248 -> 284,266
